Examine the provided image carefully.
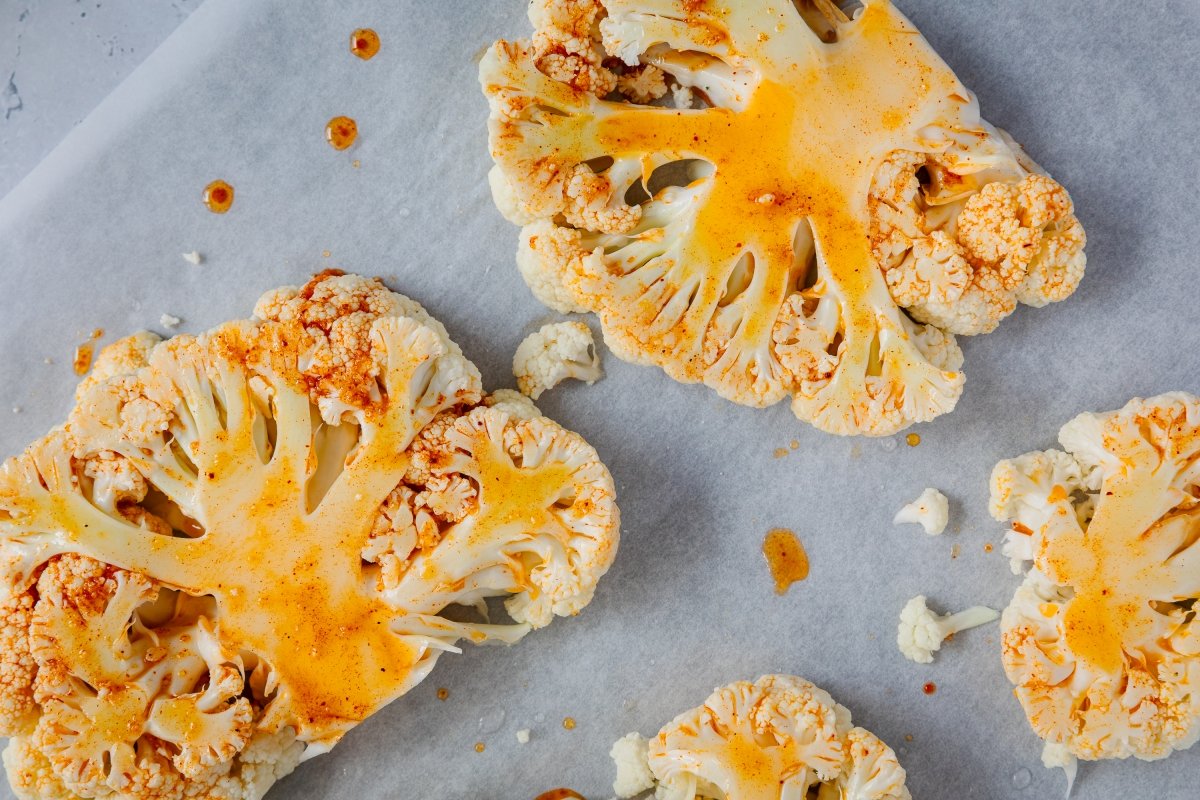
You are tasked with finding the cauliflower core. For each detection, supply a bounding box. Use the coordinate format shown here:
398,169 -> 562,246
892,487 -> 949,535
991,393 -> 1200,763
0,272 -> 620,799
612,675 -> 909,799
481,0 -> 1085,435
513,321 -> 603,400
896,595 -> 998,664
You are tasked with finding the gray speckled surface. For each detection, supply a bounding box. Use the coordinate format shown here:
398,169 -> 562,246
0,1 -> 1198,799
0,0 -> 201,199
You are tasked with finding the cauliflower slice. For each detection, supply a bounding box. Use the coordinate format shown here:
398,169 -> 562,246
897,595 -> 998,664
991,393 -> 1200,763
481,0 -> 1085,435
514,321 -> 603,400
613,675 -> 909,800
892,487 -> 949,535
0,272 -> 620,798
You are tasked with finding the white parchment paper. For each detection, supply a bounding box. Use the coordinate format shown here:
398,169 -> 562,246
1,1 -> 1198,798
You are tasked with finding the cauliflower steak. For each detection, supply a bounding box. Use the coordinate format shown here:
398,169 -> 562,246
481,0 -> 1086,435
0,272 -> 620,799
612,675 -> 909,800
991,393 -> 1200,765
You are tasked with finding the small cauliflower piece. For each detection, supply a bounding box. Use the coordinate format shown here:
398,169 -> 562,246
892,488 -> 949,535
0,271 -> 620,798
516,729 -> 531,744
481,0 -> 1085,435
613,675 -> 910,799
610,732 -> 654,798
897,595 -> 998,664
991,393 -> 1200,765
513,321 -> 603,400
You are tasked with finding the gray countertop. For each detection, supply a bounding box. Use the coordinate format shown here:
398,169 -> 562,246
0,0 -> 201,199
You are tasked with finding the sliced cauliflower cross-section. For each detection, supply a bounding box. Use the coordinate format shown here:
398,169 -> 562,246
0,271 -> 620,799
991,393 -> 1200,766
612,674 -> 910,799
513,321 -> 603,400
481,0 -> 1085,436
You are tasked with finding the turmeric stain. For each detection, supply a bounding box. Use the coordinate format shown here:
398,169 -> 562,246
203,180 -> 234,214
325,116 -> 358,150
763,528 -> 809,594
534,790 -> 585,800
350,28 -> 380,60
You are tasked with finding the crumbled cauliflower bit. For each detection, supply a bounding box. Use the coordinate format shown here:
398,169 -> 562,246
516,729 -> 531,744
993,392 -> 1200,763
633,675 -> 910,799
893,488 -> 949,535
670,82 -> 694,109
610,732 -> 654,799
513,321 -> 603,400
159,313 -> 182,329
897,595 -> 998,664
181,251 -> 203,265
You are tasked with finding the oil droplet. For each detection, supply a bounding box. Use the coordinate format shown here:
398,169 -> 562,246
789,439 -> 799,450
350,28 -> 380,60
478,707 -> 506,734
773,447 -> 788,459
72,343 -> 95,376
906,433 -> 921,447
562,716 -> 576,730
880,437 -> 898,452
90,328 -> 104,340
904,734 -> 913,742
950,543 -> 960,560
325,115 -> 358,150
1011,767 -> 1032,789
474,742 -> 485,753
534,711 -> 546,724
984,543 -> 994,553
203,180 -> 234,214
922,682 -> 937,695
534,790 -> 585,800
436,687 -> 449,701
352,159 -> 361,169
322,250 -> 332,258
763,528 -> 809,595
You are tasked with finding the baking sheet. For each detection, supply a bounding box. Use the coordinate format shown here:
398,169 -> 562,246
1,1 -> 1198,798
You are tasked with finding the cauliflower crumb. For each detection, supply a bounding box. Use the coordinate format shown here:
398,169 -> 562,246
516,729 -> 531,744
513,321 -> 603,400
160,313 -> 182,329
609,732 -> 654,799
181,251 -> 203,265
893,488 -> 949,535
897,595 -> 998,664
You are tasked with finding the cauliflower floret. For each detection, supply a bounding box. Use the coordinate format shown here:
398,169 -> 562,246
892,487 -> 949,535
513,321 -> 603,400
620,675 -> 909,800
897,595 -> 999,664
0,589 -> 37,736
0,272 -> 621,797
74,331 -> 160,401
481,0 -> 1085,435
610,732 -> 654,798
992,393 -> 1200,764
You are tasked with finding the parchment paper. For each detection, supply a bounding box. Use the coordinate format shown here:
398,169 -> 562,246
1,1 -> 1198,798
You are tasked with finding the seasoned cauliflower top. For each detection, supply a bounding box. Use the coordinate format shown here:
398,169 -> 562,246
613,675 -> 909,800
991,393 -> 1200,762
481,0 -> 1085,435
0,272 -> 620,799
